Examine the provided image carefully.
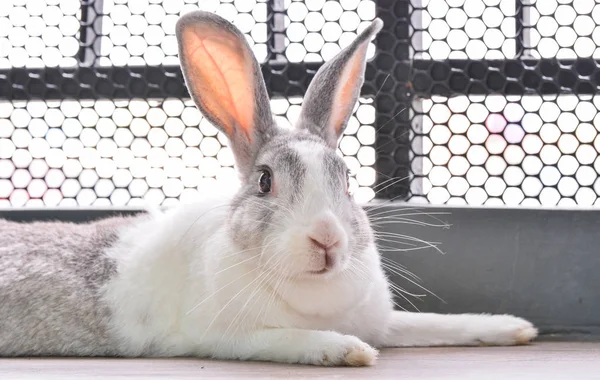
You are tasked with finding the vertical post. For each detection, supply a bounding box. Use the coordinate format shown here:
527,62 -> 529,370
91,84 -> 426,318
268,0 -> 286,65
78,0 -> 90,64
78,0 -> 103,66
370,0 -> 413,200
515,0 -> 524,58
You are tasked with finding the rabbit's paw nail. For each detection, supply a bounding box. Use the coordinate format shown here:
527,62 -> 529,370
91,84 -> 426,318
500,317 -> 538,345
514,324 -> 538,345
477,315 -> 538,346
316,336 -> 377,367
344,343 -> 378,367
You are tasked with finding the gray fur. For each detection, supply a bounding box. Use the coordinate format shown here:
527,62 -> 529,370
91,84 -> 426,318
176,11 -> 276,178
228,128 -> 373,262
229,130 -> 308,249
175,12 -> 380,264
322,150 -> 349,197
0,216 -> 141,356
0,13 -> 380,358
298,19 -> 383,148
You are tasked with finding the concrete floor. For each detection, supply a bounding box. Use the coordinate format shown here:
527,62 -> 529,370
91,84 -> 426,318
1,342 -> 599,380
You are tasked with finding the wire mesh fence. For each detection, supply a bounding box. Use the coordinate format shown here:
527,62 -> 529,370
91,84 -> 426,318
0,0 -> 378,207
2,0 -> 600,207
380,0 -> 600,206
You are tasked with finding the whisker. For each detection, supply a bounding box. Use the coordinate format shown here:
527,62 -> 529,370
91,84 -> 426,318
186,238 -> 279,315
372,176 -> 411,196
259,258 -> 294,329
371,175 -> 406,190
243,197 -> 294,219
216,243 -> 273,261
384,262 -> 445,303
197,266 -> 276,343
374,232 -> 445,255
373,236 -> 418,247
216,255 -> 285,349
366,206 -> 426,216
381,256 -> 422,282
377,244 -> 437,253
176,204 -> 230,248
218,244 -> 290,344
363,192 -> 413,214
372,128 -> 411,154
213,253 -> 262,275
374,73 -> 391,98
370,216 -> 450,228
375,107 -> 407,134
383,266 -> 426,297
185,266 -> 261,315
237,218 -> 280,228
388,282 -> 422,312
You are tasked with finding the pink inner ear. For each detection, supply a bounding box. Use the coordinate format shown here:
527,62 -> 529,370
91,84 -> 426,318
330,43 -> 369,135
182,27 -> 255,138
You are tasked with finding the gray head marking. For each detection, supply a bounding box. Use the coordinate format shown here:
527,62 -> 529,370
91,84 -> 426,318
297,19 -> 383,148
177,13 -> 380,270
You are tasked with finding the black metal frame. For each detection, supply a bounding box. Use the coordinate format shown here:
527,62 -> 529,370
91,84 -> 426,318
1,0 -> 598,200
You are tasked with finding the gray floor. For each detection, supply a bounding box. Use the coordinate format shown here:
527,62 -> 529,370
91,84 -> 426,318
1,342 -> 599,380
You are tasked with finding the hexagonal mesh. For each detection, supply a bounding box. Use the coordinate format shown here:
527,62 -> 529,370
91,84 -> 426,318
0,0 -> 379,208
410,94 -> 600,206
411,0 -> 517,59
382,0 -> 600,206
89,0 -> 269,66
0,98 -> 375,207
524,0 -> 600,59
0,0 -> 81,68
284,0 -> 377,62
6,0 -> 600,208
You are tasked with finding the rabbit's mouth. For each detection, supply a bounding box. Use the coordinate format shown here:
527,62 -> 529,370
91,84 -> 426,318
308,268 -> 329,275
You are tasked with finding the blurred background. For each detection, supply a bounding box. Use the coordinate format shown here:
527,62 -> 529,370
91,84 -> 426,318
2,0 -> 600,209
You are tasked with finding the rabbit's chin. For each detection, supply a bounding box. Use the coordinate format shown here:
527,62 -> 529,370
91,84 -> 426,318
301,254 -> 352,278
268,257 -> 379,318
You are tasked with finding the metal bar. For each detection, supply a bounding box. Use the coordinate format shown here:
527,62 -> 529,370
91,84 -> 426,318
0,62 -> 331,101
0,208 -> 143,223
410,58 -> 600,96
77,0 -> 91,64
370,0 -> 412,200
268,0 -> 286,64
3,58 -> 598,99
515,0 -> 524,58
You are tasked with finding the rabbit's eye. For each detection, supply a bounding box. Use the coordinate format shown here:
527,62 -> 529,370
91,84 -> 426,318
258,169 -> 272,194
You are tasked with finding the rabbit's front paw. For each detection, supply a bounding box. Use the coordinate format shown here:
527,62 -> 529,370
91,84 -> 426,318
474,314 -> 538,346
310,335 -> 378,367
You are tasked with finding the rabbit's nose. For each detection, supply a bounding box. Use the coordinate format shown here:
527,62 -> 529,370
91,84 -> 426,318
307,215 -> 343,249
307,229 -> 341,261
308,236 -> 339,269
308,236 -> 340,251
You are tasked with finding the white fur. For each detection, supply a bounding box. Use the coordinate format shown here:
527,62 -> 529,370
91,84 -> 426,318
102,192 -> 537,366
99,12 -> 537,367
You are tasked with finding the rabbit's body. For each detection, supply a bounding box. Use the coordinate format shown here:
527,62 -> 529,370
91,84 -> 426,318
0,12 -> 538,366
0,137 -> 536,365
0,193 -> 390,360
0,216 -> 139,356
102,192 -> 393,360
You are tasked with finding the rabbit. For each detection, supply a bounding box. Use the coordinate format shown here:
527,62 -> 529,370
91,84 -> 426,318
0,11 -> 537,366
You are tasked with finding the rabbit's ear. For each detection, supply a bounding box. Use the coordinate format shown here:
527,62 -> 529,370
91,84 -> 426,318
297,19 -> 383,148
176,11 -> 274,175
